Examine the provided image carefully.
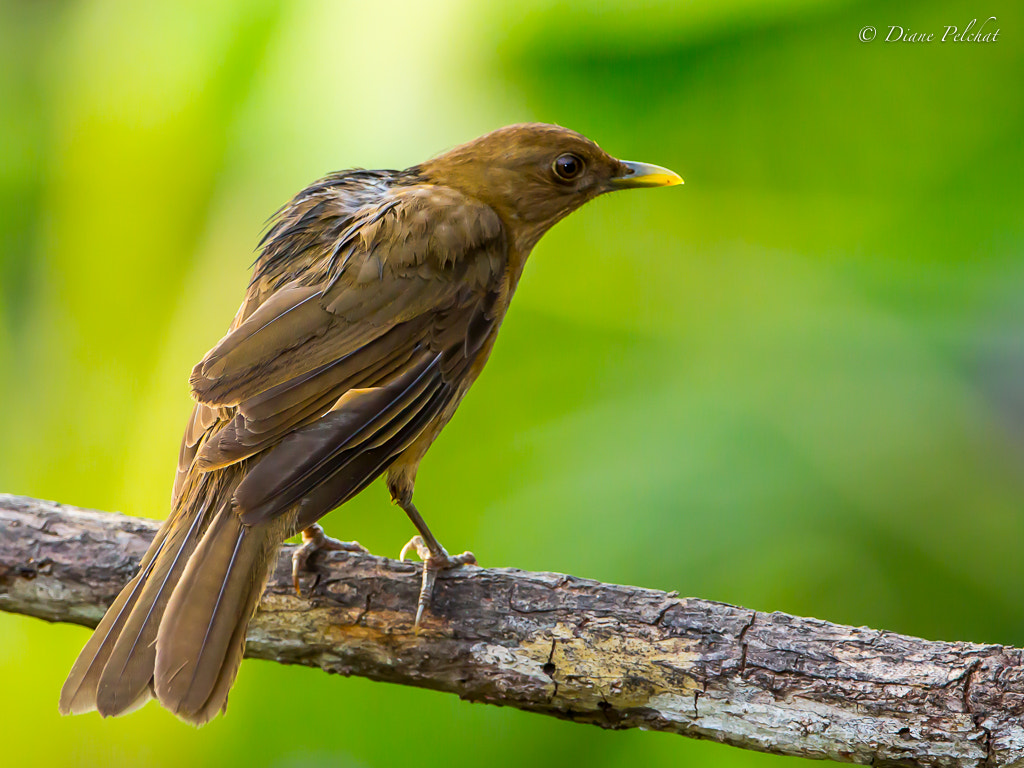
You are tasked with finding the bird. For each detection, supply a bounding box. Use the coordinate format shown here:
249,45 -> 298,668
58,122 -> 682,725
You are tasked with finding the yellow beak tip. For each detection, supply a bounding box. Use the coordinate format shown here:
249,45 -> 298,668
611,161 -> 684,189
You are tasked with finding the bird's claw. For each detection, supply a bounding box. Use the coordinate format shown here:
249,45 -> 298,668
291,524 -> 368,596
399,534 -> 429,563
399,535 -> 476,626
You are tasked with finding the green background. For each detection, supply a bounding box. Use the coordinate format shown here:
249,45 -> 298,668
2,0 -> 1022,765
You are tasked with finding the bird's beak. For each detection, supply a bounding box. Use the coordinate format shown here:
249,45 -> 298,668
608,160 -> 683,189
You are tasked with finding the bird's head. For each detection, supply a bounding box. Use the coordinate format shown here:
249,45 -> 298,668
414,123 -> 682,251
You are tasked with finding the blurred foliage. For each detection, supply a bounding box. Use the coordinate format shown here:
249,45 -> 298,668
1,0 -> 1022,766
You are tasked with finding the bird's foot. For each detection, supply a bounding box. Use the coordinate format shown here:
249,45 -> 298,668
399,535 -> 476,627
292,523 -> 368,595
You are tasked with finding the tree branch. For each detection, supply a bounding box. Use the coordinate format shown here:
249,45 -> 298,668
1,493 -> 1021,766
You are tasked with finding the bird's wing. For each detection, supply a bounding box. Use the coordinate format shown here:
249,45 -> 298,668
189,183 -> 504,407
185,182 -> 506,526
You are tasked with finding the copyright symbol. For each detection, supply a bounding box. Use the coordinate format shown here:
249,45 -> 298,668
859,25 -> 876,42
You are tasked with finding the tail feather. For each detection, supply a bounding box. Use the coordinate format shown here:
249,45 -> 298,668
58,519 -> 174,715
193,593 -> 258,724
59,571 -> 148,715
154,508 -> 285,724
58,468 -> 275,723
94,492 -> 216,716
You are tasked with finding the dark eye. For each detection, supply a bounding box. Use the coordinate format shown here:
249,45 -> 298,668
552,153 -> 584,181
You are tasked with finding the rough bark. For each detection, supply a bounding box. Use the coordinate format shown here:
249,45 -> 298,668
0,493 -> 1021,767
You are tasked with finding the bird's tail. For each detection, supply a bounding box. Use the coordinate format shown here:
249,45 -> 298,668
58,467 -> 286,725
153,507 -> 284,724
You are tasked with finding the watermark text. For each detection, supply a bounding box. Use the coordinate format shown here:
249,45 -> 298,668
858,17 -> 1000,43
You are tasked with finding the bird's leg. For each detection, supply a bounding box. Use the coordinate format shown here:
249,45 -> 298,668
291,523 -> 368,595
396,500 -> 476,626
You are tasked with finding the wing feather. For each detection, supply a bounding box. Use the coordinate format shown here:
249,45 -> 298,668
233,351 -> 446,525
185,180 -> 507,528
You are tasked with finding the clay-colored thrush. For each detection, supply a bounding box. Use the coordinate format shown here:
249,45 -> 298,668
59,123 -> 681,724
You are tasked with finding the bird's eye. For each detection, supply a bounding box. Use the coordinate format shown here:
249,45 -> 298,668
552,153 -> 584,181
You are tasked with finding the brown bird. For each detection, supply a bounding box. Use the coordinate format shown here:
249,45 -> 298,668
58,123 -> 681,725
